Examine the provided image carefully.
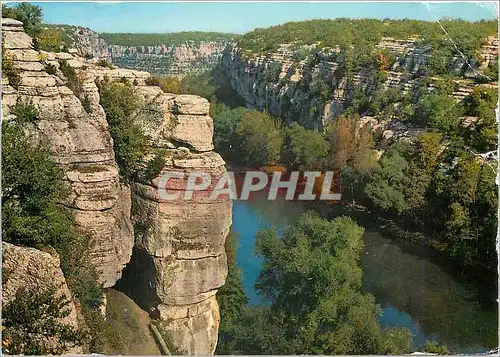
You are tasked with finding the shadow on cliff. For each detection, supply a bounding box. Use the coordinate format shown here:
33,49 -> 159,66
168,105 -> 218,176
114,247 -> 161,319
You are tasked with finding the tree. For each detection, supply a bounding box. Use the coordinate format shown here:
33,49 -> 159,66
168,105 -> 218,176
36,28 -> 64,52
283,122 -> 328,170
2,286 -> 86,355
413,92 -> 463,132
216,232 -> 249,355
405,132 -> 442,221
254,213 -> 413,354
328,115 -> 377,203
236,110 -> 283,166
211,103 -> 246,162
2,3 -> 43,37
365,151 -> 409,214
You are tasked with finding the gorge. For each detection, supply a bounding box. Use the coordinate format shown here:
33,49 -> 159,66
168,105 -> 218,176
2,4 -> 499,356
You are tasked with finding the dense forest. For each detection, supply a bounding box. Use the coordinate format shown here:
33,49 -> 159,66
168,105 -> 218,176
100,32 -> 238,46
238,18 -> 497,58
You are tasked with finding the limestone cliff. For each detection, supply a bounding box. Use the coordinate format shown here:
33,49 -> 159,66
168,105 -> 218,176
2,18 -> 134,288
46,24 -> 234,76
2,18 -> 231,355
107,41 -> 231,76
122,88 -> 232,355
222,36 -> 498,129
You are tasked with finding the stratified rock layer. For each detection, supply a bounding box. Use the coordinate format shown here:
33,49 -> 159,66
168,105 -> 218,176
2,18 -> 231,355
2,18 -> 134,288
126,88 -> 231,355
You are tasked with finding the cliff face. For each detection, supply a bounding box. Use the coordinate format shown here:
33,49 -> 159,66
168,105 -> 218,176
108,41 -> 230,76
2,18 -> 230,355
49,25 -> 232,76
222,36 -> 498,128
124,88 -> 231,354
2,18 -> 134,288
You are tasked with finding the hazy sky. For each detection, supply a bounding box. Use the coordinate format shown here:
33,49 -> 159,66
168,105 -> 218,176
22,2 -> 499,34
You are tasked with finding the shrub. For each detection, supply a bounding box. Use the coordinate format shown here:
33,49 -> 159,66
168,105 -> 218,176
140,151 -> 166,183
96,59 -> 114,69
59,60 -> 83,98
98,80 -> 148,183
2,286 -> 87,355
36,27 -> 63,52
2,120 -> 103,310
12,100 -> 39,123
2,46 -> 21,89
45,63 -> 57,75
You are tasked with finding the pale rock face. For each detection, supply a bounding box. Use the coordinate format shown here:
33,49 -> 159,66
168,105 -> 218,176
2,243 -> 83,354
2,19 -> 134,288
222,35 -> 498,128
125,89 -> 231,354
2,18 -> 231,355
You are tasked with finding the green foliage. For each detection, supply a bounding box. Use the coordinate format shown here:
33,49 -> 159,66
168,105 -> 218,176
45,63 -> 57,75
179,71 -> 216,99
36,27 -> 64,52
413,91 -> 463,132
236,110 -> 284,166
211,102 -> 247,161
2,3 -> 42,37
238,19 -> 497,65
365,151 -> 409,214
2,45 -> 21,89
98,80 -> 148,183
2,120 -> 104,310
216,232 -> 249,354
99,31 -> 238,46
463,87 -> 498,152
140,151 -> 167,183
424,340 -> 450,355
96,59 -> 115,69
59,60 -> 83,98
283,122 -> 328,170
252,213 -> 413,354
2,285 -> 87,355
145,75 -> 181,93
12,100 -> 39,123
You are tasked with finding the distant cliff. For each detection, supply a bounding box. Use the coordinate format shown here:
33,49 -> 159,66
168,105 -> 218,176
46,25 -> 237,76
222,19 -> 498,129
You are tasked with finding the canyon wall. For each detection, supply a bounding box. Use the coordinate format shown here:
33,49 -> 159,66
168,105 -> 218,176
3,18 -> 134,288
222,36 -> 498,129
46,24 -> 233,76
3,18 -> 231,355
107,41 -> 230,76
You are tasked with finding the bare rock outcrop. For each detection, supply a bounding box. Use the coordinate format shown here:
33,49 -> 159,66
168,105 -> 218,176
2,18 -> 231,355
123,89 -> 231,355
2,18 -> 134,288
2,242 -> 83,354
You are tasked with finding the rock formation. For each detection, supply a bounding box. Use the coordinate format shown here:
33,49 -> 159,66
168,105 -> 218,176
45,24 -> 234,76
122,85 -> 231,355
2,242 -> 83,354
107,41 -> 231,76
2,18 -> 134,288
2,17 -> 231,355
222,35 -> 498,129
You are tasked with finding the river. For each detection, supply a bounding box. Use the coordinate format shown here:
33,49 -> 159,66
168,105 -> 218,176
232,192 -> 498,353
